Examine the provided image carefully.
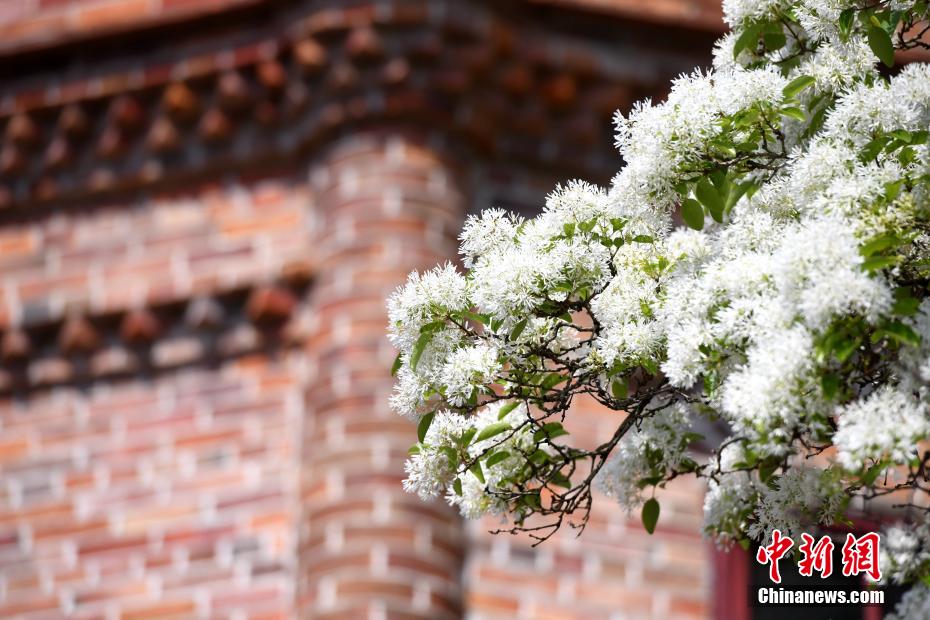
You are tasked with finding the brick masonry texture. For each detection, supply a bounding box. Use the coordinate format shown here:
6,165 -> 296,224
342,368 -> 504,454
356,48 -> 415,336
0,1 -> 725,619
299,131 -> 466,620
0,0 -> 265,55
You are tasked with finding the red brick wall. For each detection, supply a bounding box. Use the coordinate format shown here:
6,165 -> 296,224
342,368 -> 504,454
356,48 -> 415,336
0,177 -> 313,619
0,0 -> 264,54
530,0 -> 725,30
299,131 -> 466,619
0,358 -> 303,619
0,178 -> 311,324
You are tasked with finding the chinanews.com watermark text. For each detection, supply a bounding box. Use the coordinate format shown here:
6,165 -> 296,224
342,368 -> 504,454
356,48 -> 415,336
756,587 -> 884,606
752,529 -> 884,608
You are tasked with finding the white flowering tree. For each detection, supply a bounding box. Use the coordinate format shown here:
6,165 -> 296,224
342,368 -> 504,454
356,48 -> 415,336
389,1 -> 930,614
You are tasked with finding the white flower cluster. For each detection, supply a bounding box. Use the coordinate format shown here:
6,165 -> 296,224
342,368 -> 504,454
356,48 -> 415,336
703,444 -> 759,545
833,386 -> 928,470
748,467 -> 845,541
882,519 -> 930,585
403,410 -> 472,500
596,403 -> 693,511
389,0 -> 930,601
403,402 -> 542,519
722,0 -> 790,27
439,343 -> 500,407
887,584 -> 930,620
462,181 -> 617,326
387,263 -> 471,419
612,66 -> 787,236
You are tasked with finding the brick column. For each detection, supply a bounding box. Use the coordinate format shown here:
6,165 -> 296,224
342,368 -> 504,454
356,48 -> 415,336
300,131 -> 466,619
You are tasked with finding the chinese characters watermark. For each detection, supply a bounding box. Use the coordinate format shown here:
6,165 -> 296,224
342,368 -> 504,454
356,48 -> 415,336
756,530 -> 882,583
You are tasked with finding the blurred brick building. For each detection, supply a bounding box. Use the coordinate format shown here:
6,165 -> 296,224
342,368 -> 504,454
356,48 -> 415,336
0,1 -> 727,619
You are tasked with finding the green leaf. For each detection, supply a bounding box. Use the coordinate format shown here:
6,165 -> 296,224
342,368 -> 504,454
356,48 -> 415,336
642,498 -> 660,534
462,310 -> 488,325
834,337 -> 860,363
890,129 -> 915,144
611,379 -> 629,401
782,75 -> 816,99
534,422 -> 570,442
758,458 -> 780,484
410,330 -> 434,369
641,358 -> 659,376
862,461 -> 886,486
733,22 -> 763,58
884,180 -> 903,201
859,233 -> 901,257
417,412 -> 435,443
893,289 -> 921,316
632,235 -> 654,244
820,373 -> 841,401
549,471 -> 572,489
391,352 -> 403,376
563,222 -> 576,236
726,181 -> 756,212
529,448 -> 551,465
763,30 -> 787,51
453,477 -> 463,496
860,255 -> 903,272
781,106 -> 807,122
407,443 -> 421,455
521,492 -> 542,510
636,475 -> 664,489
874,321 -> 921,347
439,446 -> 459,469
695,178 -> 725,223
509,318 -> 528,342
469,461 -> 485,484
486,450 -> 510,468
804,106 -> 828,139
860,136 -> 890,162
839,8 -> 855,38
540,373 -> 566,390
709,169 -> 728,192
458,427 -> 477,448
497,401 -> 521,420
868,24 -> 895,67
474,421 -> 512,443
680,198 -> 705,230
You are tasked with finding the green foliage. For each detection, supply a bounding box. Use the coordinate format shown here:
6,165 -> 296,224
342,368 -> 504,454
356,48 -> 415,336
642,498 -> 660,534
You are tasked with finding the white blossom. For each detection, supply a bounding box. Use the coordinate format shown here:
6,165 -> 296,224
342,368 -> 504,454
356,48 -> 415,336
403,410 -> 473,500
596,403 -> 693,511
439,343 -> 500,406
833,386 -> 928,470
722,0 -> 789,27
748,467 -> 845,541
389,0 -> 930,585
387,263 -> 468,351
704,443 -> 759,545
887,584 -> 930,620
882,521 -> 930,585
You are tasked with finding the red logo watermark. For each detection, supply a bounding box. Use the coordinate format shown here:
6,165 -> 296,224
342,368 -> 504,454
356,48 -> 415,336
756,530 -> 882,583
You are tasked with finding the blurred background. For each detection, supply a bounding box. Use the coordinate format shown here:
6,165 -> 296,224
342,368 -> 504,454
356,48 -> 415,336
0,1 -> 742,618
